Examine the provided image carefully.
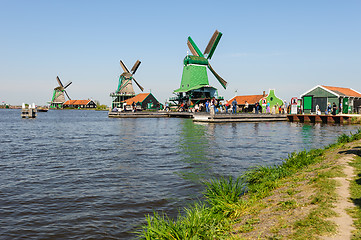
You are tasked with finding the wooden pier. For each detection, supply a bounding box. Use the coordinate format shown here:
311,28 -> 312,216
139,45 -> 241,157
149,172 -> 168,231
21,108 -> 37,118
108,111 -> 193,118
108,111 -> 288,122
193,113 -> 287,123
287,114 -> 360,124
21,103 -> 37,118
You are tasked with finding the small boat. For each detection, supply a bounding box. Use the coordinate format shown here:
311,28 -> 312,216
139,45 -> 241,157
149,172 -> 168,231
37,107 -> 48,112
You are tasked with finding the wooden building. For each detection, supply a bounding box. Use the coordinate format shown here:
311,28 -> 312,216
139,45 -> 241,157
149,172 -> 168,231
227,93 -> 265,112
300,85 -> 361,114
63,100 -> 97,109
227,90 -> 284,113
123,93 -> 161,110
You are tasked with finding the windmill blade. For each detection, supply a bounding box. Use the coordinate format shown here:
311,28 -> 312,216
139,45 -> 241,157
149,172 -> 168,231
132,77 -> 144,92
120,60 -> 130,73
204,30 -> 222,59
187,37 -> 204,57
131,60 -> 141,74
204,30 -> 222,60
208,63 -> 227,89
64,81 -> 72,89
57,76 -> 64,88
64,90 -> 71,100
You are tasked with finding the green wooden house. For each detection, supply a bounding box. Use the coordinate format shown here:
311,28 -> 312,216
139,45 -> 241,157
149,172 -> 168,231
123,93 -> 161,110
300,85 -> 361,114
258,89 -> 285,113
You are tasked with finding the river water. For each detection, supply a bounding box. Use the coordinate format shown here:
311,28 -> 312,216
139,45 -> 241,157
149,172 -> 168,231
1,109 -> 360,239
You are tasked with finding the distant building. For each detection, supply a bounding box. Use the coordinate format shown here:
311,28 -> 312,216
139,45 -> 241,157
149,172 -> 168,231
227,92 -> 266,112
259,89 -> 284,113
123,93 -> 161,110
63,100 -> 97,109
300,85 -> 361,114
227,89 -> 284,113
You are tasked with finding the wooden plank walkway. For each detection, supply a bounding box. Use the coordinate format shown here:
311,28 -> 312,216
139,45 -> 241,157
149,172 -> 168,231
108,111 -> 287,122
287,114 -> 360,124
193,113 -> 287,123
108,111 -> 193,118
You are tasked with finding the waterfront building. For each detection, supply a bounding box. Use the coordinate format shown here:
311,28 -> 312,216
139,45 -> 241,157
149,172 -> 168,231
63,100 -> 97,109
300,85 -> 361,114
227,90 -> 284,113
259,89 -> 285,113
227,91 -> 266,112
122,93 -> 161,110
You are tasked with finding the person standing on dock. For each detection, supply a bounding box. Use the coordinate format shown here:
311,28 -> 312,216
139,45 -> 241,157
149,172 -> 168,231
232,99 -> 237,114
225,102 -> 229,113
205,100 -> 210,113
132,102 -> 136,112
255,102 -> 260,114
332,102 -> 337,115
245,101 -> 249,113
339,102 -> 343,114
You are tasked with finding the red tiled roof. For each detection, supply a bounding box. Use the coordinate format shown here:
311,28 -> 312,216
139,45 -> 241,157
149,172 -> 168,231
322,86 -> 361,98
123,93 -> 150,105
63,100 -> 91,105
227,95 -> 265,105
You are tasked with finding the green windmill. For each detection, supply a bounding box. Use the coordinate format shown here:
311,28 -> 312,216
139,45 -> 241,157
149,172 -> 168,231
173,30 -> 227,104
110,60 -> 144,108
49,76 -> 72,109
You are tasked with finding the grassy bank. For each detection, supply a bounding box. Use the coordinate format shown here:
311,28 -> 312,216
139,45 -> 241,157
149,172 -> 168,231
138,128 -> 361,239
349,155 -> 361,239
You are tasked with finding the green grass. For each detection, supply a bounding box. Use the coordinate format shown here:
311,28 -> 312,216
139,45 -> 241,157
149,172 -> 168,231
350,117 -> 361,124
137,128 -> 361,239
140,203 -> 232,239
337,128 -> 361,144
204,176 -> 246,218
348,155 -> 361,239
244,149 -> 324,199
291,175 -> 338,239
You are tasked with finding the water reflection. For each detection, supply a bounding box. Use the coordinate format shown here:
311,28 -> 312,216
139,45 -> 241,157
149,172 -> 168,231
177,120 -> 213,182
254,123 -> 259,133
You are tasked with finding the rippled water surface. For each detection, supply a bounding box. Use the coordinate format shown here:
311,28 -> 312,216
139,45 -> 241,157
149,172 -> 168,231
1,109 -> 360,239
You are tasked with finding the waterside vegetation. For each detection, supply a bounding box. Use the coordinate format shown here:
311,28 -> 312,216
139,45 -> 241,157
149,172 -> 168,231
349,154 -> 361,239
138,128 -> 361,239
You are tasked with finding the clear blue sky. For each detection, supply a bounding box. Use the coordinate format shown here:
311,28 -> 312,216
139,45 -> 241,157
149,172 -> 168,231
1,0 -> 360,105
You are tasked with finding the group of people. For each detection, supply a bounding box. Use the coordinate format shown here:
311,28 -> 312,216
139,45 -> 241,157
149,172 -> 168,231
178,98 -> 262,114
324,102 -> 340,115
310,102 -> 344,115
112,102 -> 137,112
176,98 -> 292,115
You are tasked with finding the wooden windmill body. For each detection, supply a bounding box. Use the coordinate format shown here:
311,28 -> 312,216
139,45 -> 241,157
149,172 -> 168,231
110,60 -> 144,109
50,76 -> 72,109
173,30 -> 227,105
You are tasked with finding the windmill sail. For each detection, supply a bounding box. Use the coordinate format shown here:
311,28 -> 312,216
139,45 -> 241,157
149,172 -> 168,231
205,30 -> 222,60
64,81 -> 72,89
131,60 -> 141,74
57,76 -> 64,88
120,60 -> 130,73
132,77 -> 144,91
64,90 -> 71,100
187,37 -> 203,57
208,63 -> 227,89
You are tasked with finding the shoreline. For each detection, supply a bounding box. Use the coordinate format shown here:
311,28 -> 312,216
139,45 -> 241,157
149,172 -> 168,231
138,128 -> 361,239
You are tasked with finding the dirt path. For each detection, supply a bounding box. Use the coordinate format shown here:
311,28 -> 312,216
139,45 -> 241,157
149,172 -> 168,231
322,155 -> 355,240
